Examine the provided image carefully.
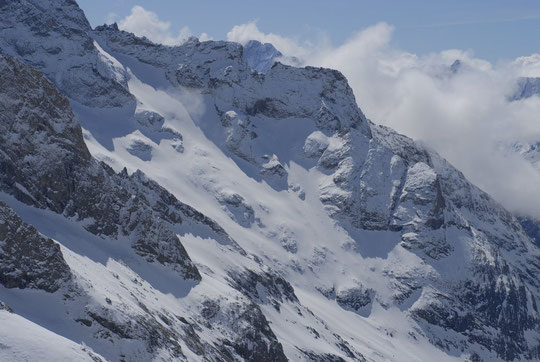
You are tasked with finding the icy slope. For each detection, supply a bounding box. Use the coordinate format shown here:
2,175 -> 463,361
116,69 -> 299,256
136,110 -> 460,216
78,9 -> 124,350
93,24 -> 540,361
0,307 -> 106,362
0,54 -> 293,361
0,1 -> 540,361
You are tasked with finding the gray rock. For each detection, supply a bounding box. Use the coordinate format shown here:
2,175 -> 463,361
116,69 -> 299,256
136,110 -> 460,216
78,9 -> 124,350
0,0 -> 134,108
511,77 -> 540,101
0,201 -> 71,292
243,40 -> 282,74
0,54 -> 232,281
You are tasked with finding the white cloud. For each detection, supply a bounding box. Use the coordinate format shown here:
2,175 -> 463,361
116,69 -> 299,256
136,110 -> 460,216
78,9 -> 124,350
105,12 -> 118,25
117,6 -> 210,46
227,21 -> 540,218
512,54 -> 540,77
227,21 -> 320,60
199,33 -> 213,42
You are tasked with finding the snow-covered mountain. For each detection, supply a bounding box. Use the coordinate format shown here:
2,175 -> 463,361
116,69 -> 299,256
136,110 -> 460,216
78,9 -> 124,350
1,1 -> 540,361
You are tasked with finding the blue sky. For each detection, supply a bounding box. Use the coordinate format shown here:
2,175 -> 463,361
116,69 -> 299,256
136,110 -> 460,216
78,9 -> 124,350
78,0 -> 540,62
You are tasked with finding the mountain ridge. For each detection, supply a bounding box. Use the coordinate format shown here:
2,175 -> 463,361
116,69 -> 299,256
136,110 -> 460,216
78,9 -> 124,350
0,1 -> 539,361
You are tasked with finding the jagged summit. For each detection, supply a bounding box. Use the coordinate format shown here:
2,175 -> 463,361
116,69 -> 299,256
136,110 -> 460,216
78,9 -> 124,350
0,0 -> 133,108
450,59 -> 461,73
243,39 -> 283,73
1,1 -> 540,362
0,52 -> 288,361
511,76 -> 540,101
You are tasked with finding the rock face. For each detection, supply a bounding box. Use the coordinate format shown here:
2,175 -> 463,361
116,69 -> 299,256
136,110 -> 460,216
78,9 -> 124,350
2,2 -> 540,361
511,77 -> 540,101
93,24 -> 540,361
509,140 -> 540,172
0,54 -> 208,281
0,0 -> 133,108
518,216 -> 540,247
243,40 -> 283,73
0,201 -> 71,292
95,23 -> 369,189
0,53 -> 290,362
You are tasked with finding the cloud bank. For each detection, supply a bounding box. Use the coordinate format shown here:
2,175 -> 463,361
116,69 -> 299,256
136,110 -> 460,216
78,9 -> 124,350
116,6 -> 211,46
227,21 -> 322,61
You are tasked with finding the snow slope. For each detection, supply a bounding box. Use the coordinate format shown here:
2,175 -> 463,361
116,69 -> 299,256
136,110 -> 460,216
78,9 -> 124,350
0,308 -> 105,362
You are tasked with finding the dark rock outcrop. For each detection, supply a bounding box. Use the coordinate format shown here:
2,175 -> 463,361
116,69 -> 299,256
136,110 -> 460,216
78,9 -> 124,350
0,54 -> 224,281
0,0 -> 133,108
0,201 -> 71,292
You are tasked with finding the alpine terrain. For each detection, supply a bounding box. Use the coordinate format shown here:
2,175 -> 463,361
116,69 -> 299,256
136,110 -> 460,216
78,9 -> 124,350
0,1 -> 539,361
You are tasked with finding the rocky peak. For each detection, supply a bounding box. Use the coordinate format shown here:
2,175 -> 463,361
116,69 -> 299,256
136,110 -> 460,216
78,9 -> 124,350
0,201 -> 72,292
0,54 -> 90,158
450,59 -> 462,73
243,39 -> 283,73
0,54 -> 235,281
95,25 -> 367,133
2,1 -> 540,360
511,76 -> 540,101
0,0 -> 133,108
0,54 -> 92,208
